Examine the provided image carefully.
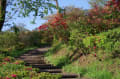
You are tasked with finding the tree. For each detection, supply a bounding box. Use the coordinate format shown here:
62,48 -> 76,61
0,0 -> 57,32
54,0 -> 59,14
0,0 -> 7,31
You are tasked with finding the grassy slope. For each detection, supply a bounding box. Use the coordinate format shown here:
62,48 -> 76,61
45,27 -> 120,79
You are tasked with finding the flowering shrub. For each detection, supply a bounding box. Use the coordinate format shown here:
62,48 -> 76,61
87,0 -> 120,34
38,14 -> 69,43
38,24 -> 48,30
83,27 -> 120,54
0,55 -> 61,79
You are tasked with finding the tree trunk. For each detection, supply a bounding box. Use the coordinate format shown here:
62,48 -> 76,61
0,0 -> 7,31
54,0 -> 59,14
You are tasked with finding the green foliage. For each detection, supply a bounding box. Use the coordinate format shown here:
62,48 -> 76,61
0,52 -> 61,79
37,72 -> 61,79
0,32 -> 19,51
85,67 -> 112,79
19,31 -> 43,47
45,42 -> 63,56
83,27 -> 120,53
69,29 -> 86,49
13,0 -> 57,18
0,31 -> 51,53
47,55 -> 70,67
7,47 -> 37,57
63,64 -> 86,75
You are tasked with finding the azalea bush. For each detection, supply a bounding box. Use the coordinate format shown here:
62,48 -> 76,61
0,55 -> 61,79
87,0 -> 120,34
0,62 -> 61,79
83,27 -> 120,56
44,0 -> 120,79
38,14 -> 69,43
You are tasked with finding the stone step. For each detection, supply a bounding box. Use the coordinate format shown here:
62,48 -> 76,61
61,78 -> 80,79
25,64 -> 61,69
20,55 -> 44,58
17,58 -> 44,61
17,48 -> 79,79
53,73 -> 78,78
18,58 -> 44,61
25,61 -> 46,64
29,52 -> 45,55
39,69 -> 62,73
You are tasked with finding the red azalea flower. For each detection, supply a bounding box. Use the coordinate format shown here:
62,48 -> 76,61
93,46 -> 97,49
4,57 -> 10,62
94,53 -> 97,57
25,67 -> 32,71
38,24 -> 48,30
6,77 -> 11,79
2,62 -> 7,65
15,62 -> 19,64
11,74 -> 17,78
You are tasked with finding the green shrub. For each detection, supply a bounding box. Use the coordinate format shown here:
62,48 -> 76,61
83,27 -> 120,53
45,42 -> 63,56
0,32 -> 20,52
0,55 -> 61,79
19,31 -> 52,47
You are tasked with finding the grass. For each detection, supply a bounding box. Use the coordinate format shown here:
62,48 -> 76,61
63,60 -> 113,79
6,47 -> 38,57
46,54 -> 70,67
63,64 -> 87,75
45,42 -> 63,56
45,43 -> 120,79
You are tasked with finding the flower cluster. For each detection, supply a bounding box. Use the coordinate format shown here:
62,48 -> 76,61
48,14 -> 67,30
86,0 -> 120,33
38,24 -> 48,31
3,57 -> 11,62
38,14 -> 67,31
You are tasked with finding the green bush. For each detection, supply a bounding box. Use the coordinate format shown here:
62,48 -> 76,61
19,31 -> 52,47
0,32 -> 20,52
83,27 -> 120,53
0,55 -> 61,79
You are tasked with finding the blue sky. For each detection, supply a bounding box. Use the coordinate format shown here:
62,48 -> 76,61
3,0 -> 91,31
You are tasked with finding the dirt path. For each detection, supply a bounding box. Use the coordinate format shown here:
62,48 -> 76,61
17,47 -> 79,79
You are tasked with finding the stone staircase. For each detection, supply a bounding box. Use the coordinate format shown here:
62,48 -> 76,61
17,47 -> 79,79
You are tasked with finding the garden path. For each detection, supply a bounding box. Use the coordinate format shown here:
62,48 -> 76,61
17,47 -> 79,79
